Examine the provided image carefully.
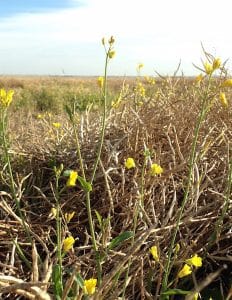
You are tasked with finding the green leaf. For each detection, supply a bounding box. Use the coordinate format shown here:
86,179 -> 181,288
162,289 -> 191,296
95,210 -> 102,227
74,273 -> 84,289
64,104 -> 74,122
52,264 -> 63,299
63,170 -> 72,177
77,176 -> 92,192
108,231 -> 134,250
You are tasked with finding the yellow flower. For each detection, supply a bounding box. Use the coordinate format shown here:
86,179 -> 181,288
108,50 -> 116,59
125,157 -> 136,169
83,278 -> 97,295
151,163 -> 163,176
64,211 -> 75,223
0,88 -> 14,108
108,36 -> 115,45
195,73 -> 204,83
203,62 -> 213,75
63,236 -> 75,252
135,82 -> 146,97
174,243 -> 180,254
52,122 -> 61,128
97,76 -> 104,88
145,76 -> 156,85
137,63 -> 144,71
222,79 -> 232,87
185,254 -> 202,268
37,113 -> 44,119
212,57 -> 221,70
219,92 -> 228,108
178,264 -> 192,278
51,207 -> 57,217
150,246 -> 159,262
193,292 -> 199,300
66,171 -> 78,187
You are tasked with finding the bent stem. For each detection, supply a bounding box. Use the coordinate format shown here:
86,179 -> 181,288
161,76 -> 212,296
1,110 -> 32,243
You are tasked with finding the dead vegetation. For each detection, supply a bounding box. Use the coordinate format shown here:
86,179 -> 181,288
0,76 -> 232,299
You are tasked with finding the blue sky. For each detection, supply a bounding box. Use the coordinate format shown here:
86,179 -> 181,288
0,0 -> 78,17
0,0 -> 232,76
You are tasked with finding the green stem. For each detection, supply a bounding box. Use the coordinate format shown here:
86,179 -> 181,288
161,77 -> 212,296
90,52 -> 109,184
1,110 -> 32,243
73,122 -> 86,180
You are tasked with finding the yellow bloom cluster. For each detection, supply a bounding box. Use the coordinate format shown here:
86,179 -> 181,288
66,170 -> 78,187
178,254 -> 202,278
145,76 -> 156,85
219,92 -> 228,108
0,88 -> 14,108
150,245 -> 159,262
97,76 -> 104,89
83,278 -> 97,295
52,122 -> 61,128
125,157 -> 136,169
135,82 -> 146,97
64,211 -> 75,223
150,163 -> 163,176
203,57 -> 221,75
63,236 -> 75,252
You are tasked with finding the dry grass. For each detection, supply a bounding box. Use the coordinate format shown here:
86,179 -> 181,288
0,76 -> 232,299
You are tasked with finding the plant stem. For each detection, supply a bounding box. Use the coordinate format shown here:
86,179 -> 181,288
1,110 -> 32,243
161,77 -> 212,296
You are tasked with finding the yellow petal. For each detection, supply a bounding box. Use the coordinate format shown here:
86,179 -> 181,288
150,245 -> 159,262
83,278 -> 97,295
63,236 -> 75,252
178,264 -> 192,278
66,171 -> 78,187
186,254 -> 202,268
150,163 -> 163,176
125,157 -> 136,169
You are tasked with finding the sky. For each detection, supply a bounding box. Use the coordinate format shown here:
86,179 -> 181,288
0,0 -> 232,76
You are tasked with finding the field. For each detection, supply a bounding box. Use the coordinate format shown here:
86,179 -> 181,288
0,52 -> 232,299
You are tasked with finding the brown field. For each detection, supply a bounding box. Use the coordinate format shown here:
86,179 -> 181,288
0,74 -> 231,299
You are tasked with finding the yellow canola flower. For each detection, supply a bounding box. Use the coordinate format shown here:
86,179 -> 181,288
63,236 -> 75,252
65,211 -> 75,223
52,122 -> 61,128
212,57 -> 221,70
83,278 -> 97,295
222,79 -> 232,87
193,292 -> 199,300
108,36 -> 115,45
37,113 -> 44,119
203,62 -> 213,75
108,50 -> 116,59
219,92 -> 228,108
185,254 -> 202,268
195,73 -> 204,83
66,170 -> 78,187
125,157 -> 136,169
137,63 -> 144,71
135,82 -> 146,97
97,76 -> 104,88
0,88 -> 14,108
150,163 -> 163,176
150,246 -> 159,262
178,264 -> 192,278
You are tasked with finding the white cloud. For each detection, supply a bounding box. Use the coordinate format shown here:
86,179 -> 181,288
0,0 -> 231,75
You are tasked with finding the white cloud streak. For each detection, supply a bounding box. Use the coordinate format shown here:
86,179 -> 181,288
0,0 -> 231,75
